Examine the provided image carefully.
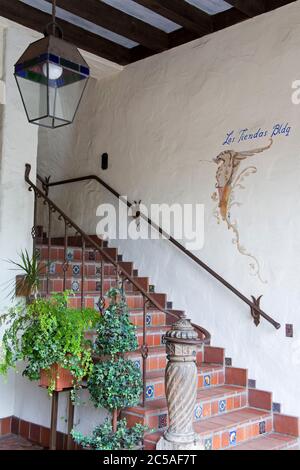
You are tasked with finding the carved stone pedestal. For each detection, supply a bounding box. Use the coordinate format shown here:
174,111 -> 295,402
156,317 -> 204,451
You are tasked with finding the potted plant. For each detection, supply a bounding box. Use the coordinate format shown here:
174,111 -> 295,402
0,291 -> 99,397
71,288 -> 147,450
7,249 -> 43,302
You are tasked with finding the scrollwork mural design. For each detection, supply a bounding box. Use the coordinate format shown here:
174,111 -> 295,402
211,139 -> 273,283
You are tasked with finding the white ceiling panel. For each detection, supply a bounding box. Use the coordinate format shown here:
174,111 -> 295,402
185,0 -> 232,15
102,0 -> 181,33
20,0 -> 139,48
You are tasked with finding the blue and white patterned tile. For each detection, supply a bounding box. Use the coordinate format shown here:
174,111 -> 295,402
49,262 -> 56,274
67,249 -> 74,262
204,374 -> 211,387
146,314 -> 152,326
219,399 -> 226,413
146,385 -> 154,399
194,404 -> 203,420
259,421 -> 266,435
71,280 -> 80,292
204,437 -> 212,450
72,264 -> 80,276
229,430 -> 237,446
134,360 -> 141,369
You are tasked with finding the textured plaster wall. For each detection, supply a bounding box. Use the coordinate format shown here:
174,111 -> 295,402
38,1 -> 300,419
0,23 -> 40,418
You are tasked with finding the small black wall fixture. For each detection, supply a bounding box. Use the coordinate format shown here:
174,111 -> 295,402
101,153 -> 109,170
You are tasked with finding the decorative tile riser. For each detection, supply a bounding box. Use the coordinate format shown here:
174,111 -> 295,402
127,389 -> 248,424
128,353 -> 167,372
88,329 -> 167,348
198,368 -> 225,389
39,290 -> 145,309
38,278 -> 139,294
200,416 -> 273,450
37,246 -> 117,262
144,374 -> 246,406
39,261 -> 117,277
144,415 -> 273,450
192,392 -> 247,421
144,369 -> 226,402
130,311 -> 167,327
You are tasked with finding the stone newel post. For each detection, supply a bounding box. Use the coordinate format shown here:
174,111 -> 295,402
157,317 -> 203,450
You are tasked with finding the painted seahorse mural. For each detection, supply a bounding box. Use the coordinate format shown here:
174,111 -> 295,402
211,138 -> 273,283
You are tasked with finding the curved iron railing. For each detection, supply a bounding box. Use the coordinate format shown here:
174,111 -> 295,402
38,171 -> 281,330
25,164 -> 210,407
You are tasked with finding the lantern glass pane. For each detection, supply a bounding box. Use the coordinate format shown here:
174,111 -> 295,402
15,53 -> 89,128
48,70 -> 87,124
15,62 -> 48,121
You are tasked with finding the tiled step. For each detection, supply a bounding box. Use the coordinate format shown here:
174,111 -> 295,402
198,363 -> 225,389
123,381 -> 243,426
38,276 -> 148,295
227,433 -> 299,450
40,291 -> 166,311
143,370 -> 246,407
36,245 -> 118,263
130,309 -> 167,327
273,413 -> 300,437
144,361 -> 225,397
136,326 -> 169,348
144,408 -> 272,450
45,234 -> 108,248
38,260 -> 135,278
127,346 -> 167,373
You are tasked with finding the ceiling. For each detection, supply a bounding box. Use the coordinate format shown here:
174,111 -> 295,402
0,1 -> 297,65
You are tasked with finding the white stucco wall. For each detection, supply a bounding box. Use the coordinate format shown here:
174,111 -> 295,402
37,1 -> 300,419
0,13 -> 123,429
0,22 -> 40,418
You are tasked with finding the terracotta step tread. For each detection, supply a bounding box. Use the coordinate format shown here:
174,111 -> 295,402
131,362 -> 223,378
37,243 -> 108,249
39,275 -> 138,281
128,345 -> 167,356
137,326 -> 169,332
196,384 -> 245,400
127,386 -> 245,413
198,363 -> 224,372
228,433 -> 299,450
194,407 -> 270,435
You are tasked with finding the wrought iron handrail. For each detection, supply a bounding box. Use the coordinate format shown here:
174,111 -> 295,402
38,171 -> 281,330
26,164 -> 210,406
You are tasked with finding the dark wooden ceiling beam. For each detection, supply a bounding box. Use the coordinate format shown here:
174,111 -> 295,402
265,0 -> 296,9
44,0 -> 169,51
226,1 -> 266,17
133,0 -> 213,35
0,0 -> 131,65
212,8 -> 248,31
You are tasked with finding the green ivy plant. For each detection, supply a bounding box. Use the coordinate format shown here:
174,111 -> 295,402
72,288 -> 146,450
0,291 -> 99,397
94,287 -> 138,356
72,418 -> 146,450
88,357 -> 142,410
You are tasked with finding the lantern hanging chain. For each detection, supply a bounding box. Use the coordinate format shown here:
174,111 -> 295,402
52,0 -> 57,36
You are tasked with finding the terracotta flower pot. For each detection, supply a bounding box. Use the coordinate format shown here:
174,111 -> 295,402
40,364 -> 74,391
15,275 -> 32,297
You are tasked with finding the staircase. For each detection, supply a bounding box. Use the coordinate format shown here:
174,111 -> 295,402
35,234 -> 300,451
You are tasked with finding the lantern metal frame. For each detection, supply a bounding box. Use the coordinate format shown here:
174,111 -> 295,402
14,0 -> 90,129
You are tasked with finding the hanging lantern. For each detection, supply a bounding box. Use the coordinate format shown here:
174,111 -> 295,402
14,0 -> 90,128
